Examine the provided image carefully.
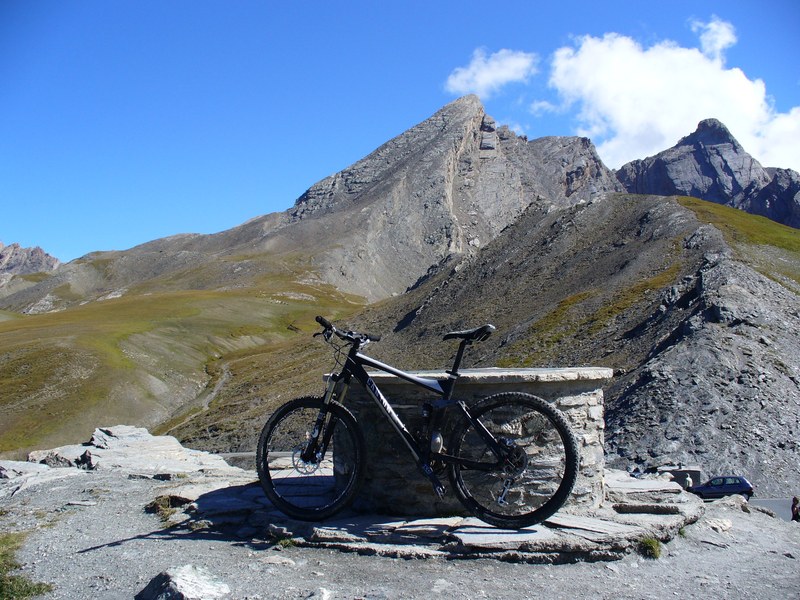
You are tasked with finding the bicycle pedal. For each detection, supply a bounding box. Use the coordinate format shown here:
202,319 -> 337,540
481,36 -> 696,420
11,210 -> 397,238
434,484 -> 447,499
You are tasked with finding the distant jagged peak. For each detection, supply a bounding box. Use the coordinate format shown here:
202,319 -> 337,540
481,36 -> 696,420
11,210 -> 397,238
616,116 -> 799,227
0,241 -> 60,276
676,118 -> 744,152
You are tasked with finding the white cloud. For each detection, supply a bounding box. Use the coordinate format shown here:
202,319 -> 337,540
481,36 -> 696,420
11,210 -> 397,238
755,106 -> 800,170
691,15 -> 737,62
446,48 -> 539,99
503,120 -> 527,136
529,99 -> 558,116
547,19 -> 800,171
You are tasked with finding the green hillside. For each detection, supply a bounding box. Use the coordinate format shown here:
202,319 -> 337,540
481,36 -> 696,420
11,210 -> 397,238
677,196 -> 800,288
0,275 -> 360,458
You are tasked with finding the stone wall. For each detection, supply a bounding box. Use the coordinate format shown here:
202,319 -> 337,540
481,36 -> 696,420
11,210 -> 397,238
342,367 -> 612,517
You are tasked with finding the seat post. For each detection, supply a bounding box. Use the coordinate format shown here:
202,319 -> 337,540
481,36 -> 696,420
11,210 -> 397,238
440,339 -> 470,402
447,339 -> 471,379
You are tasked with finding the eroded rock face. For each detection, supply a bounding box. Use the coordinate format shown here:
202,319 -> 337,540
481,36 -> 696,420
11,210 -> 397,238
604,258 -> 800,495
288,95 -> 623,300
753,168 -> 800,227
0,242 -> 59,281
616,119 -> 800,227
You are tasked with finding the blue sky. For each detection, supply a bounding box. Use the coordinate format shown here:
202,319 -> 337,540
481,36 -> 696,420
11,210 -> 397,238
2,1 -> 798,262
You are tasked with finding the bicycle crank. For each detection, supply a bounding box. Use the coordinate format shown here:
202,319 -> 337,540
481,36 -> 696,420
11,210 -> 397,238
421,463 -> 447,498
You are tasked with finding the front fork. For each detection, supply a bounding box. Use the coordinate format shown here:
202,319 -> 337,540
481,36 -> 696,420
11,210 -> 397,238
300,375 -> 349,464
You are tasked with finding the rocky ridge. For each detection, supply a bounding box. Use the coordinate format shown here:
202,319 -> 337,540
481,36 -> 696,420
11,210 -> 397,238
350,194 -> 800,497
0,96 -> 620,312
0,242 -> 59,287
616,119 -> 800,227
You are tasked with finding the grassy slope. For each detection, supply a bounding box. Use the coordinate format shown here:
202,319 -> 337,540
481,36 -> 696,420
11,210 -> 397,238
157,331 -> 336,452
0,264 -> 361,457
676,196 -> 800,287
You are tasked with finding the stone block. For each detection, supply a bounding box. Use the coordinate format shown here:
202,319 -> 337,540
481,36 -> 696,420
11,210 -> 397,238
342,367 -> 612,516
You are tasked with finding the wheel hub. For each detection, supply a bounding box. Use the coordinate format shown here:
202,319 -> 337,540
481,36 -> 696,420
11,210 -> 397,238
292,445 -> 320,474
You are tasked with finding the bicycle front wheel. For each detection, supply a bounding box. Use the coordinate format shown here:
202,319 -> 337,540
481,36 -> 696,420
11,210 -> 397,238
448,392 -> 579,529
257,396 -> 365,521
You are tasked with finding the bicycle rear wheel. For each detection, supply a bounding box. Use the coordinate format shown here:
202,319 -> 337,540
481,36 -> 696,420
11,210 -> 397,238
257,396 -> 365,521
448,392 -> 579,529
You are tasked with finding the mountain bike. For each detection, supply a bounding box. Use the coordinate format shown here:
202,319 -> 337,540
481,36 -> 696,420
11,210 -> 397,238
256,316 -> 579,529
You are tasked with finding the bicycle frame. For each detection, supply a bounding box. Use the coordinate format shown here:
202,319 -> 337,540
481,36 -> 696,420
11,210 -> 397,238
259,318 -> 578,528
320,341 -> 507,496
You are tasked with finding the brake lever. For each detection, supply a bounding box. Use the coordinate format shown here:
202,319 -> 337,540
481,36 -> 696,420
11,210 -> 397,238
313,329 -> 333,341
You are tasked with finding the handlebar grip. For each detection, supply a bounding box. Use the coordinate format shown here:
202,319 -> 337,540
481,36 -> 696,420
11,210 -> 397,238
316,316 -> 333,329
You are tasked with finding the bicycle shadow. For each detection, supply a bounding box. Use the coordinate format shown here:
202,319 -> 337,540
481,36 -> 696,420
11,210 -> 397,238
77,480 -> 545,557
77,481 -> 294,554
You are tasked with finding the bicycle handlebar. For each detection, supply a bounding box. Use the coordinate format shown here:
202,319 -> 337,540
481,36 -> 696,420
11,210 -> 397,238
315,315 -> 333,330
315,316 -> 381,345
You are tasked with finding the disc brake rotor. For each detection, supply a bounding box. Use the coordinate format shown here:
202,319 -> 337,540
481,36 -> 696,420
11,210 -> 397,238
292,445 -> 320,475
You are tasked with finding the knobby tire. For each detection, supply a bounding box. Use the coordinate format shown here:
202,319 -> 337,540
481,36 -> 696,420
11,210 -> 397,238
448,392 -> 579,529
257,396 -> 366,521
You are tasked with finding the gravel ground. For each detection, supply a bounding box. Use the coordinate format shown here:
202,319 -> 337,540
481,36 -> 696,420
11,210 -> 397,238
2,467 -> 799,600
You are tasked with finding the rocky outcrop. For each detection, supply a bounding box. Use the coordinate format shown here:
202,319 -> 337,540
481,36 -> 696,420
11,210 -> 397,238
0,242 -> 59,286
136,565 -> 231,600
21,425 -> 244,478
605,257 -> 800,492
753,167 -> 800,226
616,119 -> 800,227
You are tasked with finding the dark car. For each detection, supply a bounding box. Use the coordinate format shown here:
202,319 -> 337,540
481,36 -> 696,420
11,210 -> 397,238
688,475 -> 754,500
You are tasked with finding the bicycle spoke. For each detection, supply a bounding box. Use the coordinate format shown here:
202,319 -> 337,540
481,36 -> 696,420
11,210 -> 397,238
257,397 -> 365,520
449,393 -> 578,528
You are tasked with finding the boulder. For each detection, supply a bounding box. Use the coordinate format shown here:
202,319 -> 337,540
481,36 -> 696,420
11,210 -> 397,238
135,565 -> 230,600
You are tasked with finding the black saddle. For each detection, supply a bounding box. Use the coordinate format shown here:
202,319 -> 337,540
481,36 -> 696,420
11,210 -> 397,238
443,324 -> 495,342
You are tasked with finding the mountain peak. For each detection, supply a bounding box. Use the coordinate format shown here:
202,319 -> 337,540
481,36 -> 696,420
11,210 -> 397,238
616,117 -> 775,212
678,118 -> 742,150
446,93 -> 483,112
0,242 -> 60,278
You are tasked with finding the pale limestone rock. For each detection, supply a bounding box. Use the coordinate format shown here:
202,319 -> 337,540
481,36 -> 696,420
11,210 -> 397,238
135,565 -> 230,600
